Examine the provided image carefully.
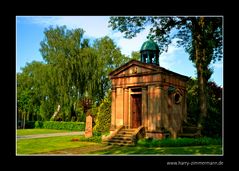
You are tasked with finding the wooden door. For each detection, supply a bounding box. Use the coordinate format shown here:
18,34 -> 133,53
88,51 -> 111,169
131,94 -> 142,128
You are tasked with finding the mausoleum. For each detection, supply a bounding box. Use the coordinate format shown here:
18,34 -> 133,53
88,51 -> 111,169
104,39 -> 189,145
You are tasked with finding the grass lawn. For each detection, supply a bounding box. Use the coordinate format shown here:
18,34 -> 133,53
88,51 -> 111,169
89,145 -> 222,155
17,129 -> 72,136
16,129 -> 222,155
17,135 -> 223,155
17,135 -> 102,154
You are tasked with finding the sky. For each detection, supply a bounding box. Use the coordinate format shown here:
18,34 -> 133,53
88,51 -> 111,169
16,16 -> 223,87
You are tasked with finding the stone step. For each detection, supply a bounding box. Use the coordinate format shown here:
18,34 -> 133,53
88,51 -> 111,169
177,133 -> 200,138
108,139 -> 134,144
118,131 -> 136,134
108,139 -> 133,143
182,126 -> 200,134
116,133 -> 134,137
119,129 -> 136,132
108,142 -> 135,146
105,128 -> 138,146
111,136 -> 133,141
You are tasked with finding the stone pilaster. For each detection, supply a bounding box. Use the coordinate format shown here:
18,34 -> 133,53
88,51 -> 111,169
148,85 -> 156,131
116,87 -> 123,127
155,85 -> 161,129
123,88 -> 129,128
142,87 -> 147,129
110,88 -> 116,130
128,88 -> 132,128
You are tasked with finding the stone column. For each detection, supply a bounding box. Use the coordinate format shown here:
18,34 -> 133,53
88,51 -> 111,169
142,87 -> 148,129
123,88 -> 129,128
110,88 -> 116,130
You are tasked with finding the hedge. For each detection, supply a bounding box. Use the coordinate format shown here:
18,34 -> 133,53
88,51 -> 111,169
25,121 -> 35,129
137,137 -> 222,147
34,121 -> 85,131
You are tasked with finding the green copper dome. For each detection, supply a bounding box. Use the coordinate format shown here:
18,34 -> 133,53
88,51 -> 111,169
140,39 -> 160,66
140,40 -> 159,52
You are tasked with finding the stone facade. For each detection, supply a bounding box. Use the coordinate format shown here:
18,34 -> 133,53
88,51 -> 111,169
109,60 -> 189,139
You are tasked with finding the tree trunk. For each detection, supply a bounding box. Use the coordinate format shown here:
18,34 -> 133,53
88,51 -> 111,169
23,112 -> 26,129
197,61 -> 207,129
195,17 -> 207,131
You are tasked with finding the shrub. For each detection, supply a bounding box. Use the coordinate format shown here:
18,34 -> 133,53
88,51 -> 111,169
42,121 -> 85,131
93,91 -> 111,133
186,79 -> 222,137
25,121 -> 35,129
137,137 -> 222,147
93,131 -> 102,136
34,121 -> 44,128
79,135 -> 102,143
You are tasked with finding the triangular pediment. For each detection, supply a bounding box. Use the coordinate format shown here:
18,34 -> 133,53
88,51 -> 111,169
109,60 -> 160,77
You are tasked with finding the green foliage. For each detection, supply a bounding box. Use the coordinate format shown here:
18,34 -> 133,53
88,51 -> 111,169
186,79 -> 222,137
137,137 -> 222,147
131,51 -> 140,60
17,26 -> 128,123
79,134 -> 102,143
42,121 -> 85,131
109,16 -> 222,130
27,121 -> 85,131
17,62 -> 47,122
186,79 -> 200,125
34,121 -> 44,128
93,131 -> 102,136
202,81 -> 222,137
39,100 -> 55,121
24,121 -> 35,129
75,105 -> 85,122
109,17 -> 222,61
93,91 -> 111,133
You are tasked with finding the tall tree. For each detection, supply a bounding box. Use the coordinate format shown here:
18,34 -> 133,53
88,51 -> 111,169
38,26 -> 128,120
17,25 -> 141,122
109,16 -> 222,130
93,36 -> 128,102
187,79 -> 222,137
39,25 -> 98,120
131,51 -> 140,60
17,61 -> 47,123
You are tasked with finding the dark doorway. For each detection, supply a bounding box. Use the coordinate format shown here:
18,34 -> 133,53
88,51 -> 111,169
131,94 -> 142,128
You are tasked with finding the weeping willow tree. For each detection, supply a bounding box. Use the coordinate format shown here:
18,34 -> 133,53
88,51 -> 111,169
37,26 -> 128,121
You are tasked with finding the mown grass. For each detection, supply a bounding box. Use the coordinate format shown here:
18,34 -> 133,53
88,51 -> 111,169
17,129 -> 72,136
17,135 -> 102,154
16,130 -> 223,155
89,145 -> 222,155
17,136 -> 223,155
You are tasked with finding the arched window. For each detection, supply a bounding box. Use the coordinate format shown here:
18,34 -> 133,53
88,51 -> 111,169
174,93 -> 182,104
